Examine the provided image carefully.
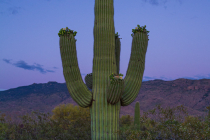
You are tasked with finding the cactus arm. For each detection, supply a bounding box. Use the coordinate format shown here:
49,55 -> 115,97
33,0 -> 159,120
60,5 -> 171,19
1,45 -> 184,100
59,30 -> 92,108
105,33 -> 123,105
120,26 -> 149,106
107,77 -> 124,105
115,33 -> 122,74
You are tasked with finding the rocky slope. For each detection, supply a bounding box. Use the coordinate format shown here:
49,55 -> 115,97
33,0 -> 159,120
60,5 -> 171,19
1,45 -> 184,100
0,78 -> 209,124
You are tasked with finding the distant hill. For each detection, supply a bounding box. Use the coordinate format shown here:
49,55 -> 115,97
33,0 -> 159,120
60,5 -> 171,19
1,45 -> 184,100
0,89 -> 6,91
0,78 -> 210,124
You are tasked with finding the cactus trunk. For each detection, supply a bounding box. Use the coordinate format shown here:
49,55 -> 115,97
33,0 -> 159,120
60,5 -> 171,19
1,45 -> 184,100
58,0 -> 149,139
91,0 -> 121,139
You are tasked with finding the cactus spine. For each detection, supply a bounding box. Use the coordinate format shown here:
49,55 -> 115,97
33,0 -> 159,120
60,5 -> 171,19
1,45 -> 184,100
134,101 -> 141,130
58,0 -> 149,139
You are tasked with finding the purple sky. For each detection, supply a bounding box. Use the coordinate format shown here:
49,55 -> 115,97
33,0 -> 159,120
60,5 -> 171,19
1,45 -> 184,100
0,0 -> 210,91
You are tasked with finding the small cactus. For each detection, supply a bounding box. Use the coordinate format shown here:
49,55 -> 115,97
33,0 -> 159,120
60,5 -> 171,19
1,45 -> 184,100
134,101 -> 141,130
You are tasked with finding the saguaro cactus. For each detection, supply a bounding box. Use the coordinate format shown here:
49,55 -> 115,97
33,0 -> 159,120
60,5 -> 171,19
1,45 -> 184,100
58,0 -> 149,139
134,101 -> 141,130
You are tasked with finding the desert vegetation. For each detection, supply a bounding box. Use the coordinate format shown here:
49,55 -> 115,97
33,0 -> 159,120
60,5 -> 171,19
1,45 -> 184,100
0,103 -> 210,140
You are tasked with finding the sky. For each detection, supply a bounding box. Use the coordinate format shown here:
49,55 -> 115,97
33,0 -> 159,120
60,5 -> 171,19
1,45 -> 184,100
0,0 -> 210,91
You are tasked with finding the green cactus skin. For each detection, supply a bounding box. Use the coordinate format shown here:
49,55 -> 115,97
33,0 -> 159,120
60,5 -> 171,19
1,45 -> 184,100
85,73 -> 93,90
107,78 -> 124,105
120,28 -> 148,106
59,0 -> 149,139
134,101 -> 141,130
59,33 -> 93,108
115,32 -> 121,75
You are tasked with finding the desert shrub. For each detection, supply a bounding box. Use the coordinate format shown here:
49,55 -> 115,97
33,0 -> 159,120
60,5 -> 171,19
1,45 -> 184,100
119,115 -> 134,128
48,103 -> 91,139
1,104 -> 210,139
0,112 -> 10,140
177,115 -> 206,139
0,123 -> 8,140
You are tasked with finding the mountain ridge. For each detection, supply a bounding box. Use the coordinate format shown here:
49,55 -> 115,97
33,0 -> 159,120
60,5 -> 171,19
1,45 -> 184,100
0,78 -> 210,124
